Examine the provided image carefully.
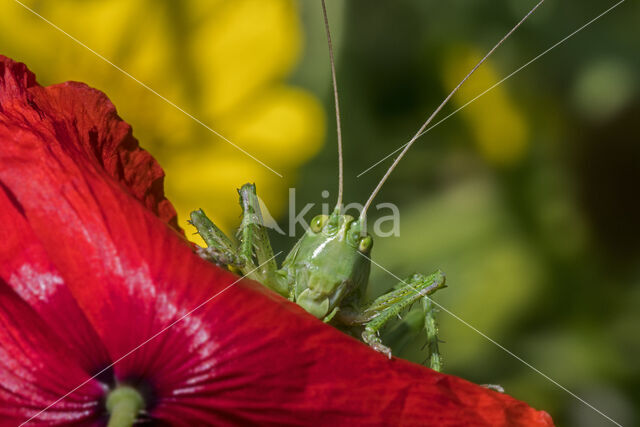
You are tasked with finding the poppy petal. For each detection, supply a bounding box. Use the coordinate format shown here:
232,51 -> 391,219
0,277 -> 104,425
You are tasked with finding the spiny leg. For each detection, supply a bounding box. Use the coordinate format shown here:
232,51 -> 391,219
376,299 -> 441,371
237,183 -> 290,297
422,296 -> 442,372
360,270 -> 446,368
378,309 -> 425,358
190,185 -> 290,297
190,209 -> 244,268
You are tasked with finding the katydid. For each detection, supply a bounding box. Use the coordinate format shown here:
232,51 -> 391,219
190,0 -> 545,371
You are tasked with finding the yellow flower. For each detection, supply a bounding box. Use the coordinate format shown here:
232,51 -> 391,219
1,0 -> 325,242
442,45 -> 528,166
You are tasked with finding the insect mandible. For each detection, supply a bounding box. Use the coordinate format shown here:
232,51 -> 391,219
190,0 -> 545,371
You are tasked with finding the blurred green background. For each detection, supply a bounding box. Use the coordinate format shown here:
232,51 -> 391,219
1,0 -> 638,425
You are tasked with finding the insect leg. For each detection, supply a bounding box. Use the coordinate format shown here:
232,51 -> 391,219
190,209 -> 244,269
422,296 -> 442,372
237,183 -> 290,297
360,270 -> 446,364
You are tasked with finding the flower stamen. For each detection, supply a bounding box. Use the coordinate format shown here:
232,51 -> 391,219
106,385 -> 145,427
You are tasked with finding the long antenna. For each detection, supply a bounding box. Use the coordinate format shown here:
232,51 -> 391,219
321,0 -> 344,209
360,0 -> 545,219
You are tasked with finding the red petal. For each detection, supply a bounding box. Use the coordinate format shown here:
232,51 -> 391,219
0,181 -> 111,375
0,55 -> 553,426
0,278 -> 105,425
0,56 -> 181,234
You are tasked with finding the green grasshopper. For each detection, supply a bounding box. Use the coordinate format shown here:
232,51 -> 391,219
190,0 -> 544,371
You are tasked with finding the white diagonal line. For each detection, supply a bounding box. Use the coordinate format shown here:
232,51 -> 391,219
357,0 -> 626,178
11,0 -> 283,178
359,252 -> 622,426
19,252 -> 282,426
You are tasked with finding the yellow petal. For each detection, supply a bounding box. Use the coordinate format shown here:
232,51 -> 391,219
191,0 -> 302,116
442,45 -> 529,166
217,85 -> 325,167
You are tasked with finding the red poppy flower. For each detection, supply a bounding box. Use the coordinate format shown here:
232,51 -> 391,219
0,55 -> 553,426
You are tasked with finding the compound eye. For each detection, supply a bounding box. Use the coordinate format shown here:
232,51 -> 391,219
358,235 -> 373,253
310,215 -> 329,233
